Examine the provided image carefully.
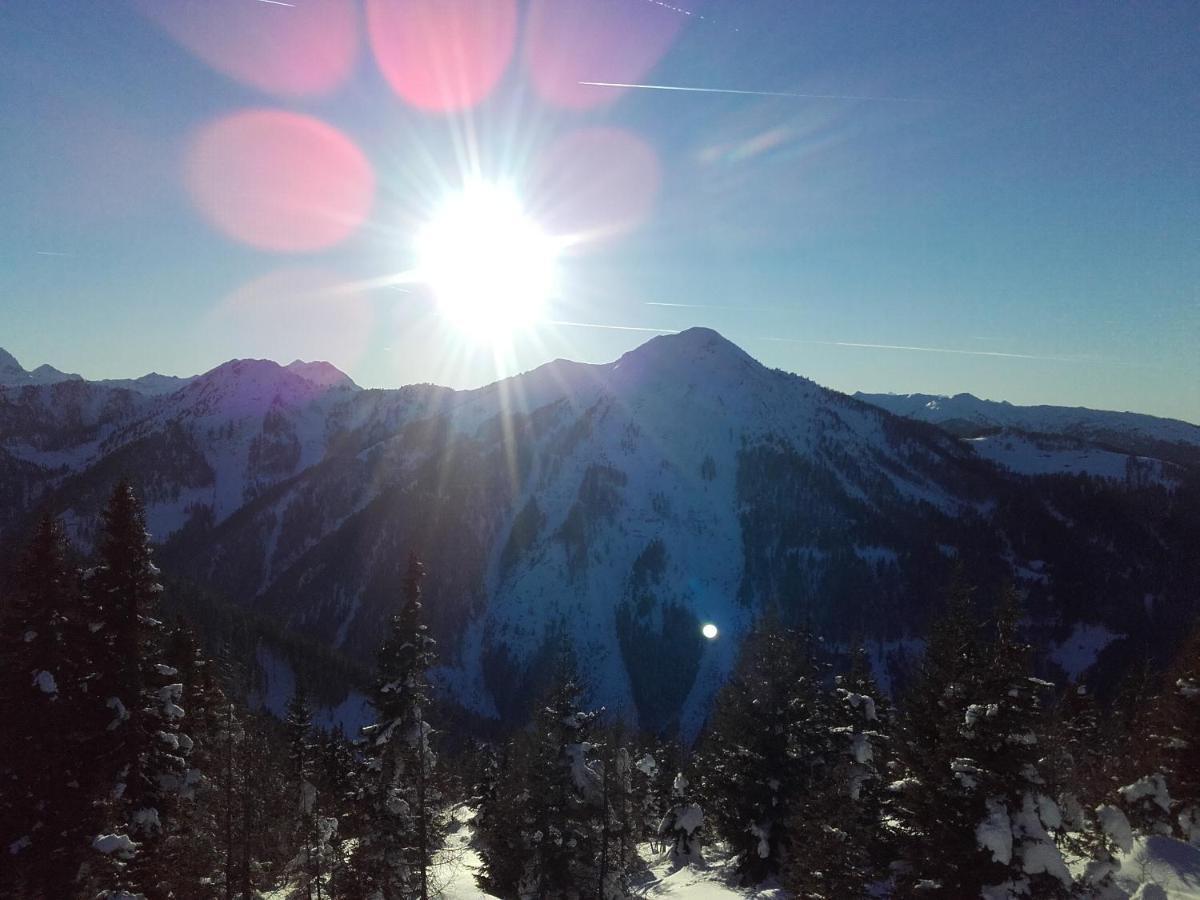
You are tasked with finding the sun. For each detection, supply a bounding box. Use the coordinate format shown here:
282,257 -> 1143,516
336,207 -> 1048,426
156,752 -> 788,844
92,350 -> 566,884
415,181 -> 558,340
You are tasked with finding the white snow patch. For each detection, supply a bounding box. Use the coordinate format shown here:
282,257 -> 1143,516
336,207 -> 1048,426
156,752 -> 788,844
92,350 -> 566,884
1049,624 -> 1123,681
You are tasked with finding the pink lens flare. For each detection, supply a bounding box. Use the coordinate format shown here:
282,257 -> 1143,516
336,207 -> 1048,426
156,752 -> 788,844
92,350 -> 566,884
186,110 -> 375,253
531,128 -> 662,246
137,0 -> 358,98
367,0 -> 518,112
524,0 -> 687,110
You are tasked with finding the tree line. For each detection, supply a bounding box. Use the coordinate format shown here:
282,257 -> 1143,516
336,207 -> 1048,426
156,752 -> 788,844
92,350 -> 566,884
2,479 -> 1198,898
0,480 -> 444,899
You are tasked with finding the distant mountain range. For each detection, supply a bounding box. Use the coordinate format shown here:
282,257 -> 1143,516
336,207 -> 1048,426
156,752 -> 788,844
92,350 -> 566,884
2,334 -> 1196,736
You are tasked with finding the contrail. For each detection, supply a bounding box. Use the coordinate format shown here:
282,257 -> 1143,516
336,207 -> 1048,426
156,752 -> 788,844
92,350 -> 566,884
545,320 -> 678,335
646,301 -> 789,312
578,81 -> 935,104
759,337 -> 1078,363
252,0 -> 295,6
35,250 -> 72,257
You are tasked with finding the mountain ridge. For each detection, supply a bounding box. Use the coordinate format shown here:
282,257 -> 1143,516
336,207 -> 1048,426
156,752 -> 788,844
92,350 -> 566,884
2,331 -> 1196,735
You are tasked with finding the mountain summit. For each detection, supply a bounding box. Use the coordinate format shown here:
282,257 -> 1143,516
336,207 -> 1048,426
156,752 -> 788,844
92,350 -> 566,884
0,346 -> 82,387
2,332 -> 1196,735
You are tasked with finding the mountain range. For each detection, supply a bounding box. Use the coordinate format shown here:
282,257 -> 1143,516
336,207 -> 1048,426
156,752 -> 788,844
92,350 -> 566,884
2,332 -> 1197,737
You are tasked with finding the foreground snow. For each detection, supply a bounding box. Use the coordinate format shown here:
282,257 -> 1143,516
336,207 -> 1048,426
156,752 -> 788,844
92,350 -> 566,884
437,806 -> 786,900
269,808 -> 1200,899
1108,836 -> 1200,899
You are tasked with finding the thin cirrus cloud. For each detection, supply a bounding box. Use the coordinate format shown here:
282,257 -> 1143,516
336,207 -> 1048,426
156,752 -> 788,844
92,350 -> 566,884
758,337 -> 1083,364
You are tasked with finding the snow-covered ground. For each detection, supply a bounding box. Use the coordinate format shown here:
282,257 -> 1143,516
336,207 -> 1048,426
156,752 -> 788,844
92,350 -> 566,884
1107,836 -> 1200,899
436,806 -> 786,900
964,433 -> 1177,483
262,806 -> 1200,899
1048,623 -> 1123,681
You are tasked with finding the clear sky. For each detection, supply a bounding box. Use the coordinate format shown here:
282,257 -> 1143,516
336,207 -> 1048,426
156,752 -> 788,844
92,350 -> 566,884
1,1 -> 1197,422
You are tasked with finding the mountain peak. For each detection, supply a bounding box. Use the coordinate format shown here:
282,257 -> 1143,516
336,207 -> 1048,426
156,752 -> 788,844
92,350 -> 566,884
616,326 -> 757,373
0,347 -> 83,386
285,359 -> 358,390
0,347 -> 24,374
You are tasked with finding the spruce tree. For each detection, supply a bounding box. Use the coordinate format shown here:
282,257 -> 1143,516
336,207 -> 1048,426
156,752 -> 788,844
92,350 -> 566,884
286,682 -> 328,899
353,554 -> 441,899
1046,685 -> 1125,892
658,771 -> 703,863
517,651 -> 604,898
85,478 -> 191,899
890,585 -> 1072,898
1160,626 -> 1200,844
474,737 -> 529,896
0,515 -> 93,897
158,624 -> 224,894
630,747 -> 665,850
1116,624 -> 1200,844
699,619 -> 833,883
786,644 -> 891,897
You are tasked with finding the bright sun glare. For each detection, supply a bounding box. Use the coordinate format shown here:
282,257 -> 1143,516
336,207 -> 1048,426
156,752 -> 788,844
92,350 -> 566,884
416,181 -> 558,340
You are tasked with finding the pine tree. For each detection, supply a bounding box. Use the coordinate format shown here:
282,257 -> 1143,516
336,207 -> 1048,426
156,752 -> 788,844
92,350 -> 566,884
1046,685 -> 1125,892
286,682 -> 329,899
595,738 -> 637,898
474,737 -> 529,897
314,725 -> 356,889
699,619 -> 833,883
785,644 -> 891,897
1159,626 -> 1200,844
353,554 -> 442,899
0,515 -> 94,897
888,579 -> 987,896
1116,625 -> 1200,845
658,771 -> 703,863
157,624 -> 224,894
629,746 -> 666,850
85,478 -> 192,898
890,585 -> 1072,899
517,651 -> 604,898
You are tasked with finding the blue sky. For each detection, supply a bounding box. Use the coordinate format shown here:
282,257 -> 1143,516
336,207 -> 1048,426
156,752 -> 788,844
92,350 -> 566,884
1,1 -> 1196,421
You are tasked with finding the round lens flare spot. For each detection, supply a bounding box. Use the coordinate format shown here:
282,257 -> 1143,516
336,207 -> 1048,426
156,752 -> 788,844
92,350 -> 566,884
416,182 -> 558,340
702,623 -> 719,640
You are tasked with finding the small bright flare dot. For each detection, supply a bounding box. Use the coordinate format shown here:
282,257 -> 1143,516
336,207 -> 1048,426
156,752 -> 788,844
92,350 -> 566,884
702,623 -> 719,640
416,181 -> 558,340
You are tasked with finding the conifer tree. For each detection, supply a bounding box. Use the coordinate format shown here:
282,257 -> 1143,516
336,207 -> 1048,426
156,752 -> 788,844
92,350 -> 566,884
0,515 -> 93,897
658,771 -> 704,863
1046,685 -> 1125,893
890,585 -> 1071,898
474,737 -> 529,897
786,644 -> 891,897
86,479 -> 192,898
517,651 -> 604,898
1160,626 -> 1200,844
286,682 -> 329,899
699,619 -> 833,883
1116,625 -> 1200,844
353,554 -> 441,899
157,624 -> 224,893
630,746 -> 665,850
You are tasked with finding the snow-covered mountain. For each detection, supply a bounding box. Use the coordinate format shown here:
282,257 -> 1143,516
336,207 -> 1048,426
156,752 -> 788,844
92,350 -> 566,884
854,391 -> 1200,484
856,391 -> 1200,451
0,347 -> 84,387
2,333 -> 1196,736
